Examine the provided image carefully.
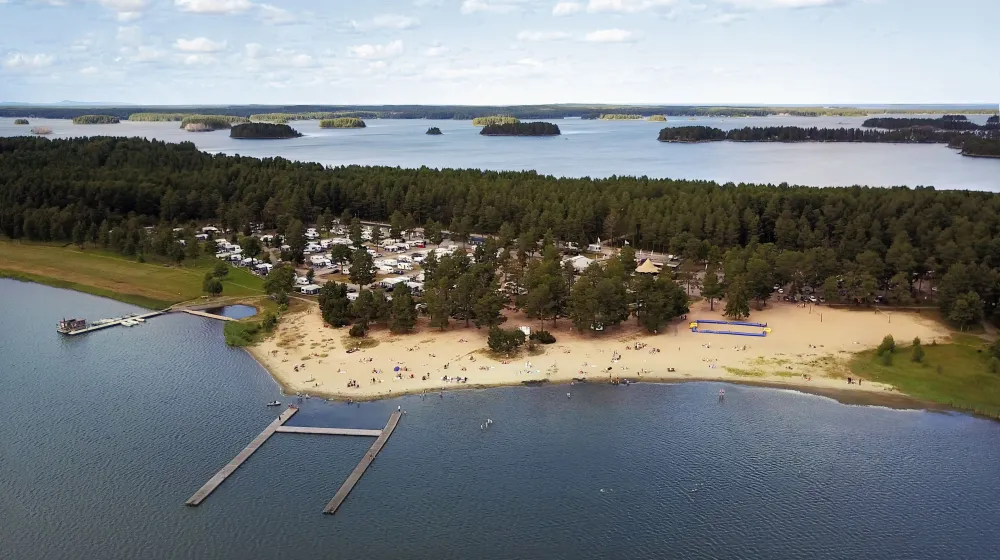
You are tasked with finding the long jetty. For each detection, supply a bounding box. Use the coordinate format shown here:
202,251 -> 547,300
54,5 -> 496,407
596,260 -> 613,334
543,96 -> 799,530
62,311 -> 163,335
185,406 -> 299,506
323,410 -> 402,515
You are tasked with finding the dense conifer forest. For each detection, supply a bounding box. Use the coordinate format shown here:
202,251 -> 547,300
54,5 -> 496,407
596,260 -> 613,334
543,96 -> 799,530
4,135 -> 1000,328
318,118 -> 366,128
862,116 -> 981,131
480,122 -> 561,136
229,123 -> 302,139
426,127 -> 443,135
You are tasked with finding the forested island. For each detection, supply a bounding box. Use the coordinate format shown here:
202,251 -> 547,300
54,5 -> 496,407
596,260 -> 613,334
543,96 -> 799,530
128,113 -> 189,122
180,115 -> 249,131
71,115 -> 120,125
230,123 -> 302,139
472,116 -> 519,126
648,115 -> 667,122
30,127 -> 51,135
956,137 -> 1000,158
426,127 -> 442,135
480,122 -> 561,136
13,119 -> 29,125
658,125 -> 966,144
319,117 -> 366,129
599,114 -> 643,120
863,115 -> 981,131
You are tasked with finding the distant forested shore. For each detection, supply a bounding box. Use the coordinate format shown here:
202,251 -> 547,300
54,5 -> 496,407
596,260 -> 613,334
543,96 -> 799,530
319,117 -> 366,129
657,124 -> 1000,158
4,104 -> 996,121
71,115 -> 120,124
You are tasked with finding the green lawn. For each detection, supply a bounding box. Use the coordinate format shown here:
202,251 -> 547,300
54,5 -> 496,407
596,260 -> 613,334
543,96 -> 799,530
0,241 -> 264,309
850,334 -> 1000,418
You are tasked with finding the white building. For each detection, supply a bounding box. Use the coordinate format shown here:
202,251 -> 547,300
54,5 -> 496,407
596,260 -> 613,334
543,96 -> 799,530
563,255 -> 594,272
299,284 -> 321,295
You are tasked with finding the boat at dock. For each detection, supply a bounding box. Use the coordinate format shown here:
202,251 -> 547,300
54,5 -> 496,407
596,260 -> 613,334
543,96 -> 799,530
266,401 -> 281,407
57,318 -> 87,334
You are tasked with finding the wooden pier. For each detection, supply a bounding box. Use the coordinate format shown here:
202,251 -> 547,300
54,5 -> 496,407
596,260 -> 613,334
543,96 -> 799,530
275,426 -> 383,437
62,311 -> 164,335
185,406 -> 299,506
323,410 -> 402,515
182,309 -> 237,322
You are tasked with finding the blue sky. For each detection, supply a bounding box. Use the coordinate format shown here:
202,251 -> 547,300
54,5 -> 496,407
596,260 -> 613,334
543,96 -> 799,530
0,0 -> 997,105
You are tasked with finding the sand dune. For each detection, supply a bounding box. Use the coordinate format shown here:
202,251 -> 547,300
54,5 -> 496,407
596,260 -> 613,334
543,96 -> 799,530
249,300 -> 949,401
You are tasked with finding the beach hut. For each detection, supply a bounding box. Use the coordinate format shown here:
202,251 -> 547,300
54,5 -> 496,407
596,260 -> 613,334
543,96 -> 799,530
635,259 -> 660,275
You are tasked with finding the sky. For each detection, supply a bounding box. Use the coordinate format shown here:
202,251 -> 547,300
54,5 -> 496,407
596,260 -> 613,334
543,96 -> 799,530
0,0 -> 997,105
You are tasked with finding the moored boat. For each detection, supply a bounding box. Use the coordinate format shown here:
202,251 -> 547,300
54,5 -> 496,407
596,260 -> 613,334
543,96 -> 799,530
57,318 -> 87,334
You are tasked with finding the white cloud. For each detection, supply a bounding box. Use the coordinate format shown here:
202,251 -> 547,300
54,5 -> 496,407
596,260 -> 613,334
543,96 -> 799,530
174,0 -> 253,14
258,3 -> 295,24
348,40 -> 404,59
413,0 -> 443,5
586,0 -> 675,13
552,1 -> 582,15
99,0 -> 146,10
117,10 -> 141,20
584,28 -> 635,42
2,53 -> 55,70
722,0 -> 847,7
116,25 -> 143,45
372,13 -> 421,29
460,0 -> 525,14
182,53 -> 218,65
705,12 -> 745,23
174,37 -> 228,52
79,66 -> 100,75
288,53 -> 314,67
424,43 -> 448,57
116,45 -> 162,63
516,30 -> 571,42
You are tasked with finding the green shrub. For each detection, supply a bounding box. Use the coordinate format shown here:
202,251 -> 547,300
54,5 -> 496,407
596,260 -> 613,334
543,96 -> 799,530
911,338 -> 925,363
349,323 -> 368,338
488,326 -> 526,353
876,334 -> 896,356
530,329 -> 556,344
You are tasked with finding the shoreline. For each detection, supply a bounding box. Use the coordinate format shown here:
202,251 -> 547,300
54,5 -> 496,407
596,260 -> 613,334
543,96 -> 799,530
247,300 -> 954,412
244,341 -> 944,413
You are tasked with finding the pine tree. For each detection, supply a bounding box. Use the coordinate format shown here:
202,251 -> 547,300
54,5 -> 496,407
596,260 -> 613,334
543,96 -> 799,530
724,276 -> 751,320
390,284 -> 416,333
701,265 -> 724,311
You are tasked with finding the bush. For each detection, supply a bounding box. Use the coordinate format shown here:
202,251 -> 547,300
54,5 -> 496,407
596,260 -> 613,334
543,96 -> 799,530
349,323 -> 368,338
529,329 -> 556,344
876,334 -> 896,356
911,339 -> 925,363
488,326 -> 526,353
224,321 -> 260,347
213,261 -> 229,278
990,357 -> 1000,375
880,352 -> 893,366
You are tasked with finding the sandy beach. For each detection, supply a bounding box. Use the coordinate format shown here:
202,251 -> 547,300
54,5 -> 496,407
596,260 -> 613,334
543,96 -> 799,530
247,299 -> 950,402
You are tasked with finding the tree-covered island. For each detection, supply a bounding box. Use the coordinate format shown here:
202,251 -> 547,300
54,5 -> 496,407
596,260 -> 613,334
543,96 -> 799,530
230,123 -> 303,139
480,121 -> 561,136
71,115 -> 120,124
426,127 -> 443,135
599,114 -> 643,120
648,115 -> 667,122
318,117 -> 366,129
180,115 -> 249,131
13,119 -> 29,125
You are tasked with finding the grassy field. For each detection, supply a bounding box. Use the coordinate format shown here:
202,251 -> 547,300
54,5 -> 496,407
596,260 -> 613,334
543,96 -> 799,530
0,241 -> 265,309
850,334 -> 1000,419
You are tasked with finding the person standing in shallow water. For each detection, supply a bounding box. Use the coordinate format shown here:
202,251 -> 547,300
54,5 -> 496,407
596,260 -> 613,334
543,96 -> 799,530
718,389 -> 725,402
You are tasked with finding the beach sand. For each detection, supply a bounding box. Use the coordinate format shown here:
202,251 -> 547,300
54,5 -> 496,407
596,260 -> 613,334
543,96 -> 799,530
248,300 -> 950,403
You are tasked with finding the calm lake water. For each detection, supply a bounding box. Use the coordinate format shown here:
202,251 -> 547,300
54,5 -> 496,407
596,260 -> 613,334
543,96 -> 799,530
2,115 -> 998,191
2,278 -> 1000,559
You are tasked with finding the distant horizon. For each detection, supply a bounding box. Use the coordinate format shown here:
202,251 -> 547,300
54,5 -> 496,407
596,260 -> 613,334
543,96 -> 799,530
1,102 -> 997,109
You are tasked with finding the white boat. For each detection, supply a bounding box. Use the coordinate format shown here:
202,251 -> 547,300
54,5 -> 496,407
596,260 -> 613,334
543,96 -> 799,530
266,400 -> 281,406
121,319 -> 137,327
135,317 -> 145,323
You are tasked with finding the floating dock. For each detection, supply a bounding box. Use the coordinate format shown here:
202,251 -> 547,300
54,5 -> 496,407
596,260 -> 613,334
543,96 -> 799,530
185,406 -> 299,506
323,410 -> 402,515
60,311 -> 164,335
182,309 -> 237,322
185,407 -> 401,514
275,426 -> 383,437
